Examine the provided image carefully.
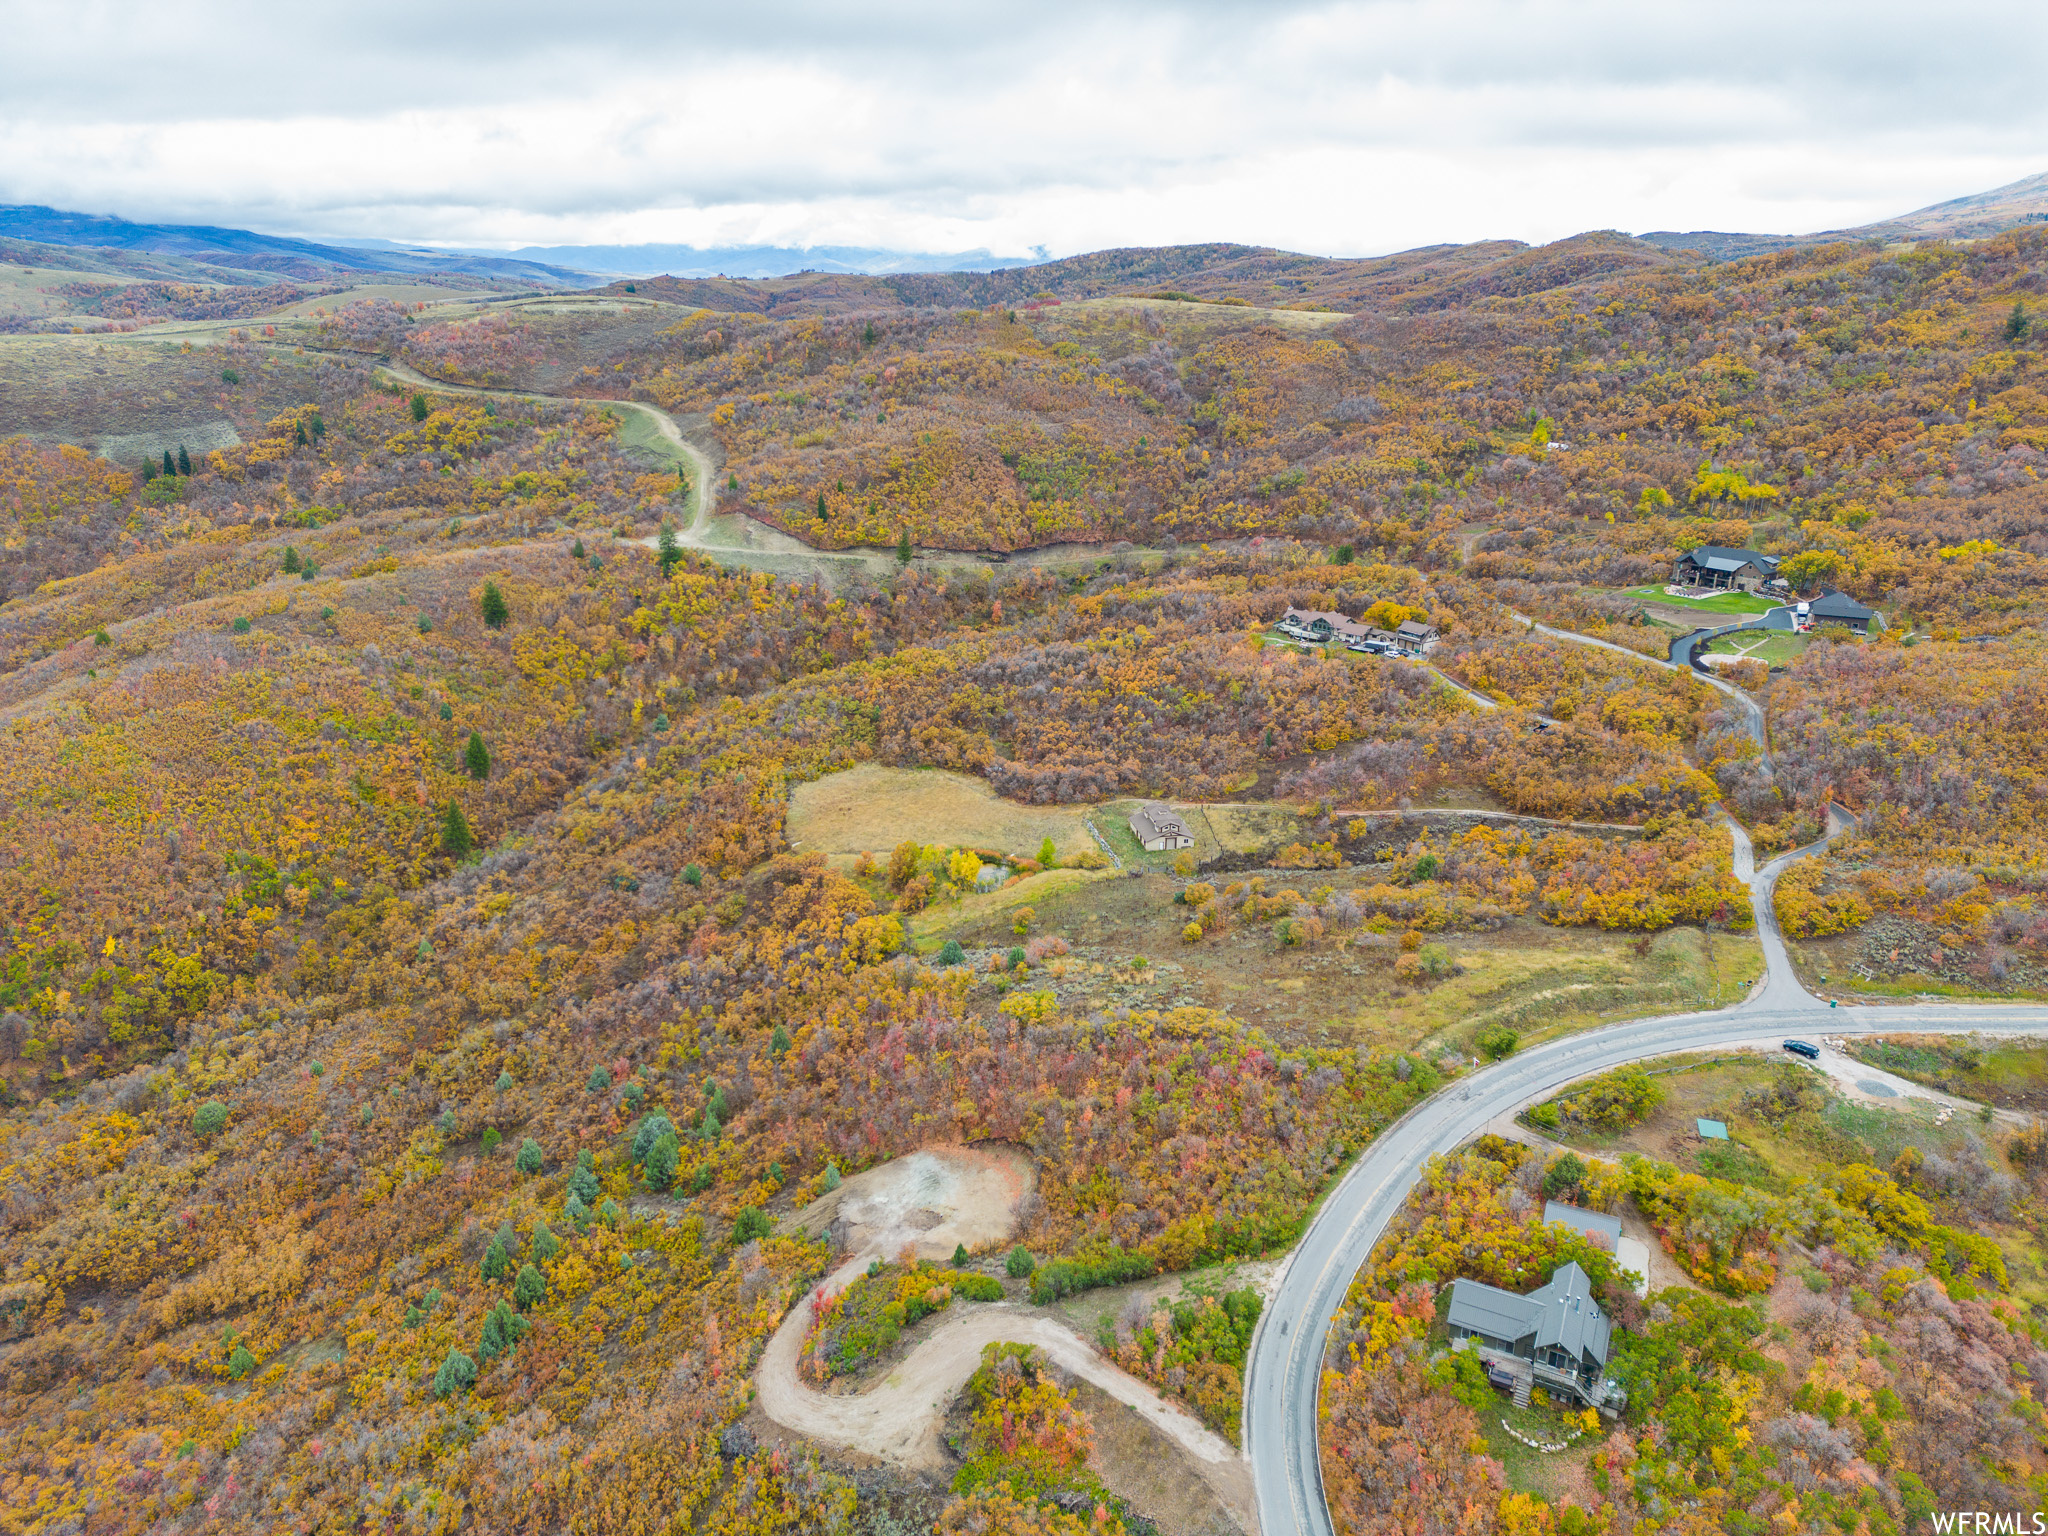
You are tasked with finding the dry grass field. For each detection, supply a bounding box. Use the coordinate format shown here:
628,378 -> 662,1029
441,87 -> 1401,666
0,264 -> 134,321
785,763 -> 1099,863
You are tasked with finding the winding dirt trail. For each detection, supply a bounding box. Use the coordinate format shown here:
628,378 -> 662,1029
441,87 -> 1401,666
752,1147 -> 1257,1531
757,1264 -> 1251,1510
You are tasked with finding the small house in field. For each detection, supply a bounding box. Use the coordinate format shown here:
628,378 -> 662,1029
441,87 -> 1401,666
1446,1261 -> 1626,1413
1129,803 -> 1195,853
1806,588 -> 1877,634
1673,546 -> 1781,592
1393,619 -> 1438,652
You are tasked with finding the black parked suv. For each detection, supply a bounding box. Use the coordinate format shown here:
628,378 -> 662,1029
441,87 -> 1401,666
1782,1039 -> 1820,1060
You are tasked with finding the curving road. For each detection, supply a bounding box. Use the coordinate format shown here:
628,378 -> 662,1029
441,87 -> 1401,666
1516,612 -> 1768,753
1242,804 -> 2048,1536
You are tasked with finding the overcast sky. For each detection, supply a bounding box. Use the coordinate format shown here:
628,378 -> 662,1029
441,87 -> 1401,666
5,0 -> 2045,257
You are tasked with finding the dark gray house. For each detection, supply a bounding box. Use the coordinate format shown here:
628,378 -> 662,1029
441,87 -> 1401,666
1673,546 -> 1781,592
1445,1262 -> 1625,1413
1806,588 -> 1876,634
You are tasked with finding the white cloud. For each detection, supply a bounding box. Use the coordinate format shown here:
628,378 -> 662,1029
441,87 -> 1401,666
2,0 -> 2044,256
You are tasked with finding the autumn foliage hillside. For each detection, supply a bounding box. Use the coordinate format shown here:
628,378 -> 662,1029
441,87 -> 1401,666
299,229 -> 2048,644
7,217 -> 2048,1530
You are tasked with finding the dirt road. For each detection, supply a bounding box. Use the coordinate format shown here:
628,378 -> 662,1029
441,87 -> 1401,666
757,1264 -> 1257,1529
755,1146 -> 1257,1531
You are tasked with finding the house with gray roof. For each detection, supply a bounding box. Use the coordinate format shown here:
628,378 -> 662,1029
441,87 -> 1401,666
1543,1200 -> 1621,1251
1445,1262 -> 1626,1413
1393,618 -> 1438,652
1673,545 -> 1782,592
1128,803 -> 1195,853
1278,606 -> 1370,644
1806,588 -> 1877,634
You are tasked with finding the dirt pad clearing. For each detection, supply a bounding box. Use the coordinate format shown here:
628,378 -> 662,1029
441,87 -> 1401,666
781,1144 -> 1035,1262
785,764 -> 1095,862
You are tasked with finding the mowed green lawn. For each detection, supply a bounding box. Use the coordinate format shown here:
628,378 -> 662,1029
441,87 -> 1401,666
1709,630 -> 1811,665
1626,584 -> 1782,615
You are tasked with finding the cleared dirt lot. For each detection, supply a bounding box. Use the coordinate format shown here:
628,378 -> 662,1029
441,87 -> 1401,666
781,1144 -> 1036,1261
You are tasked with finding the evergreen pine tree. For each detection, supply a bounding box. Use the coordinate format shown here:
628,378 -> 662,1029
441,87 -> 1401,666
410,393 -> 431,421
514,1262 -> 548,1308
657,521 -> 681,577
479,580 -> 509,628
295,420 -> 308,446
440,801 -> 474,856
282,546 -> 302,574
815,493 -> 828,523
896,530 -> 912,565
478,1304 -> 507,1361
572,538 -> 586,559
864,322 -> 877,345
515,1137 -> 544,1174
177,445 -> 191,475
632,1113 -> 675,1164
481,1238 -> 508,1281
2008,300 -> 2033,341
432,1347 -> 476,1398
530,1223 -> 559,1263
644,1128 -> 680,1190
163,450 -> 175,477
569,1151 -> 600,1205
465,732 -> 491,779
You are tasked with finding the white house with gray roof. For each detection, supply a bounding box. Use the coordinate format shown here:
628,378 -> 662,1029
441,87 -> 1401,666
1128,803 -> 1195,852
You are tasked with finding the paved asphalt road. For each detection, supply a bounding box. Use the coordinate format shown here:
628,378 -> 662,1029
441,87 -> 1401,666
1242,803 -> 2048,1536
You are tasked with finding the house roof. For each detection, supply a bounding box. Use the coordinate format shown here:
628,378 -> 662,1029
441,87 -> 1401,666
1129,804 -> 1192,843
1395,619 -> 1434,638
1283,606 -> 1369,639
1447,1278 -> 1540,1346
1446,1263 -> 1612,1367
1808,588 -> 1874,619
1530,1262 -> 1611,1363
1544,1201 -> 1622,1248
1682,545 -> 1779,574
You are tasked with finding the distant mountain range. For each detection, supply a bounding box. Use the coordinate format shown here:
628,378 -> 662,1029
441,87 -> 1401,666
327,238 -> 1039,280
0,206 -> 599,288
1637,170 -> 2048,261
4,169 -> 2044,308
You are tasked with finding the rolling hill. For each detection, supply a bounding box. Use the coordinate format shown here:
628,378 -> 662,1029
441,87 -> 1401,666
1638,168 -> 2048,259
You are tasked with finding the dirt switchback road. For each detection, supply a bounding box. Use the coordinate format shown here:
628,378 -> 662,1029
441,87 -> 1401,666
755,1257 -> 1256,1529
